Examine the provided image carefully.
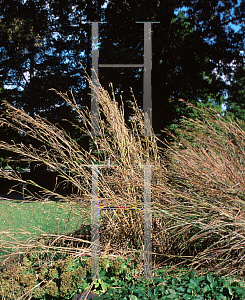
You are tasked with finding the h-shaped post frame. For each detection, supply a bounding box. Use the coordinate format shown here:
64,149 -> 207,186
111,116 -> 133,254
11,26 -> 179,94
79,21 -> 160,280
82,21 -> 160,138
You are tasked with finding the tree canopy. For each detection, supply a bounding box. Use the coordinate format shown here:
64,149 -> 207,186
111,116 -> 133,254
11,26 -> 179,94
0,0 -> 244,166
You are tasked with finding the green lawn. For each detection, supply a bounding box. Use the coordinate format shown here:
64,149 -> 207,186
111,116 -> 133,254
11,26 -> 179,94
0,199 -> 91,263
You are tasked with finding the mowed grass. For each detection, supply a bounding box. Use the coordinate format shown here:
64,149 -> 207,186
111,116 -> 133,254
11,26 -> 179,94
0,198 -> 91,263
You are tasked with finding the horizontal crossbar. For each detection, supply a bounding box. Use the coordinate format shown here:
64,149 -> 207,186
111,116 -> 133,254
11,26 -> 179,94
99,64 -> 144,67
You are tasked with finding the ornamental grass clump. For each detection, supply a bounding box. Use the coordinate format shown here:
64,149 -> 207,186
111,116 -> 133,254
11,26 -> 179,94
0,65 -> 244,299
160,101 -> 245,276
0,65 -> 164,283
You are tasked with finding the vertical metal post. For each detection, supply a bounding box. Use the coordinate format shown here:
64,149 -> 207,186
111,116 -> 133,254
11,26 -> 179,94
143,22 -> 152,137
91,22 -> 100,137
91,165 -> 99,279
143,164 -> 152,279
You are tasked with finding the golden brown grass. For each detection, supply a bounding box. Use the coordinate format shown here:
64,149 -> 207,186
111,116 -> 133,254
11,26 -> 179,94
0,65 -> 245,298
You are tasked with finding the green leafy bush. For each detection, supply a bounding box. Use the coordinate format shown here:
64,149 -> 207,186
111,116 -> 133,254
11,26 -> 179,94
0,250 -> 244,300
0,249 -> 141,300
98,268 -> 245,300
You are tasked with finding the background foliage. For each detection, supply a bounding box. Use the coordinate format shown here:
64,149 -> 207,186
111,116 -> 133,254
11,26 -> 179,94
0,0 -> 244,167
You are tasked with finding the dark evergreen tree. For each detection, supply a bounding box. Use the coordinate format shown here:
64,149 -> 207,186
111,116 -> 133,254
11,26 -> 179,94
97,0 -> 244,146
0,0 -> 105,156
0,0 -> 244,162
226,64 -> 245,122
